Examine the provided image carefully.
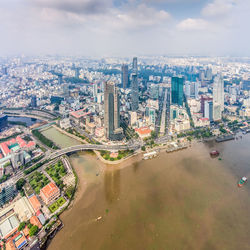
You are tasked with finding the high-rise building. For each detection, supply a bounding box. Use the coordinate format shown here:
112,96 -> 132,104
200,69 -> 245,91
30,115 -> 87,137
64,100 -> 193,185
58,75 -> 63,85
171,77 -> 184,106
213,103 -> 221,121
104,81 -> 123,141
121,64 -> 129,89
75,68 -> 80,78
213,74 -> 224,121
2,67 -> 7,75
93,83 -> 98,99
201,95 -> 213,117
242,80 -> 250,91
149,84 -> 159,100
131,74 -> 139,111
132,57 -> 138,74
204,101 -> 213,121
31,96 -> 37,108
0,184 -> 16,207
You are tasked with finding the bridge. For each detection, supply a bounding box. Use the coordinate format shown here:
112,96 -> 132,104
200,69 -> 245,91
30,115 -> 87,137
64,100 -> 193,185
2,109 -> 57,121
48,143 -> 141,160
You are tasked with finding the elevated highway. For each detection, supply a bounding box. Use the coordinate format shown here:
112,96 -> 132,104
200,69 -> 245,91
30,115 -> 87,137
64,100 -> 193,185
48,143 -> 141,160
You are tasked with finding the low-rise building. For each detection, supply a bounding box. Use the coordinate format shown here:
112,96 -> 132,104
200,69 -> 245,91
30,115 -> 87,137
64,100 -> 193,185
135,127 -> 152,139
40,182 -> 60,205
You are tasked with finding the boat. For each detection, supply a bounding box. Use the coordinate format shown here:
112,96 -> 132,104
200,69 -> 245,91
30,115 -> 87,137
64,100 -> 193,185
215,135 -> 234,143
96,216 -> 102,221
210,150 -> 219,157
238,176 -> 247,187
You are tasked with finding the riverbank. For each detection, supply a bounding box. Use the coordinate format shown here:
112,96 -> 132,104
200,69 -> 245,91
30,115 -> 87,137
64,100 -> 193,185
48,136 -> 250,250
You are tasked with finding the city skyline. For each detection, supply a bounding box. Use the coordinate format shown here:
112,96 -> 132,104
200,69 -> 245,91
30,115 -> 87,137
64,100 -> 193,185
0,0 -> 250,57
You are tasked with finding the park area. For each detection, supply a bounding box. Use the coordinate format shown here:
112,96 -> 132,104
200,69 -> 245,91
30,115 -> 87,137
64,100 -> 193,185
46,160 -> 66,189
49,197 -> 66,213
29,171 -> 50,194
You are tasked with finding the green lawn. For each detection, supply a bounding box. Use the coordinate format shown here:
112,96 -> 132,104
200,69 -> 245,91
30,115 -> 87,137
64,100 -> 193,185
49,197 -> 66,213
46,161 -> 66,189
29,171 -> 50,194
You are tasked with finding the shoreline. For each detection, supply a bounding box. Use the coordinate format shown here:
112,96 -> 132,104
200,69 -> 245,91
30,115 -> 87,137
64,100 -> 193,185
48,133 -> 250,250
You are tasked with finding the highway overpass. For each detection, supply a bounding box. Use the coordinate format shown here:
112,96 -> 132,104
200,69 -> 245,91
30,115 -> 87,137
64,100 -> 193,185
48,143 -> 140,160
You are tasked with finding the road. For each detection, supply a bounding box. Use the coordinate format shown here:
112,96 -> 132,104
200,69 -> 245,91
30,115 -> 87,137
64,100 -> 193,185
48,143 -> 141,160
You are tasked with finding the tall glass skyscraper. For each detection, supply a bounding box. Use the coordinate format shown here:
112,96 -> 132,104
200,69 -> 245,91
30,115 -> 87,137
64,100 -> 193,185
171,76 -> 184,106
132,57 -> 137,74
131,57 -> 139,111
212,74 -> 224,121
121,64 -> 129,89
213,74 -> 224,111
104,81 -> 123,141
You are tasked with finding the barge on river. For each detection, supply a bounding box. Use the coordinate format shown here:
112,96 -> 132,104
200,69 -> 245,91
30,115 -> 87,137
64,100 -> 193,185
216,135 -> 234,143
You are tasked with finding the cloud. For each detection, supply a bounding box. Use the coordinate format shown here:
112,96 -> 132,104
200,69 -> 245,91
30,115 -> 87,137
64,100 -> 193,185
30,0 -> 112,15
177,18 -> 209,31
201,0 -> 236,18
114,4 -> 170,30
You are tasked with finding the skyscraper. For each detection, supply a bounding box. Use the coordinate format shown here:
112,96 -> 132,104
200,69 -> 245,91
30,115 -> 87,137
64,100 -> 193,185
171,76 -> 184,106
132,57 -> 137,74
213,74 -> 224,120
201,95 -> 212,117
31,96 -> 37,108
104,81 -> 123,141
131,57 -> 139,111
131,73 -> 139,111
121,64 -> 129,89
204,101 -> 213,121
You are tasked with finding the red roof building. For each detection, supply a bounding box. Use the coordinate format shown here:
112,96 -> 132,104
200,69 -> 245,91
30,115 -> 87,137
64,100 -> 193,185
40,182 -> 60,205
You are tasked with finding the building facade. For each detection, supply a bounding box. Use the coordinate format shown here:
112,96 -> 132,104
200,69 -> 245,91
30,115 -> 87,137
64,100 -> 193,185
171,77 -> 184,106
121,64 -> 129,89
104,81 -> 123,141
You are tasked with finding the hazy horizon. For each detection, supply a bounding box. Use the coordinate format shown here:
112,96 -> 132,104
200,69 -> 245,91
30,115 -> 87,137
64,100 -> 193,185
1,0 -> 250,57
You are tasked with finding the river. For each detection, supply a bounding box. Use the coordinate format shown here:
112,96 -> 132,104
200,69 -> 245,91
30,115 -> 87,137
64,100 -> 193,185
43,127 -> 250,250
7,116 -> 42,126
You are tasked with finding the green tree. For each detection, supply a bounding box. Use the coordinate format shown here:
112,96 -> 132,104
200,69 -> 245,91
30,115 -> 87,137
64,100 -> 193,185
16,178 -> 26,191
29,225 -> 39,236
18,222 -> 26,231
141,146 -> 146,151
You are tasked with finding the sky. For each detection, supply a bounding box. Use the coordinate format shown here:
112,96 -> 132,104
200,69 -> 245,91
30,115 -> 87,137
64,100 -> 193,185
0,0 -> 249,57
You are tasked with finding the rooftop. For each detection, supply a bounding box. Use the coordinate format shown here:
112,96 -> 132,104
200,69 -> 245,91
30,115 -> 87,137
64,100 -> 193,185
40,182 -> 59,199
70,108 -> 90,119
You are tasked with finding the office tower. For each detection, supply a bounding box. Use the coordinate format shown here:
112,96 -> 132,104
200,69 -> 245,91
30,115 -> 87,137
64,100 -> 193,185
242,80 -> 250,91
204,101 -> 213,121
171,76 -> 184,106
2,67 -> 7,75
58,75 -> 63,84
93,83 -> 98,98
31,96 -> 37,108
104,81 -> 123,141
0,115 -> 8,131
205,67 -> 212,81
201,95 -> 212,117
185,81 -> 191,98
132,57 -> 138,74
131,74 -> 139,111
213,103 -> 221,121
0,184 -> 15,207
75,68 -> 80,78
190,82 -> 199,99
213,74 -> 224,120
146,107 -> 156,125
149,84 -> 159,100
121,64 -> 129,89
